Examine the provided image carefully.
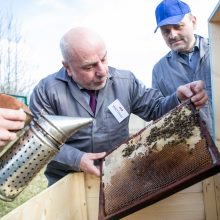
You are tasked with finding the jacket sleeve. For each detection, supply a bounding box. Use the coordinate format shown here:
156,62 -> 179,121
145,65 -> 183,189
53,144 -> 84,171
29,81 -> 58,118
152,66 -> 160,89
130,73 -> 180,121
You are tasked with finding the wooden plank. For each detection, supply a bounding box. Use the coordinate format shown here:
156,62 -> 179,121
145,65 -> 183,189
209,1 -> 220,22
209,3 -> 220,219
202,177 -> 218,220
1,173 -> 88,220
214,174 -> 220,220
76,173 -> 88,220
85,174 -> 100,220
122,193 -> 204,220
209,21 -> 220,151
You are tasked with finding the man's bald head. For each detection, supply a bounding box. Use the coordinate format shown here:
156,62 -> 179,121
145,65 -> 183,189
60,27 -> 106,63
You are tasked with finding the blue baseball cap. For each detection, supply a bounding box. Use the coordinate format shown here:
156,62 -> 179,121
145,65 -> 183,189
154,0 -> 191,33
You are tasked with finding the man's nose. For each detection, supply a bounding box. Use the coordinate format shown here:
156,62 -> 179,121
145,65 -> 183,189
169,29 -> 178,39
95,62 -> 106,77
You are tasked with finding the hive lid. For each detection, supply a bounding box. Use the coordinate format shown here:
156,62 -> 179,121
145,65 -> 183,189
99,100 -> 220,220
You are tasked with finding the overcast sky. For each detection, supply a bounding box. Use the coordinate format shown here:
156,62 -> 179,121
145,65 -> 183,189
0,0 -> 219,87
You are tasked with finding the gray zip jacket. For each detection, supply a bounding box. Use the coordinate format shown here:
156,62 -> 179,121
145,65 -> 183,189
30,66 -> 179,179
152,35 -> 213,135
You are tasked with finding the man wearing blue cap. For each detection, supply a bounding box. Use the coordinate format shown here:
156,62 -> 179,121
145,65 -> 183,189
152,0 -> 213,136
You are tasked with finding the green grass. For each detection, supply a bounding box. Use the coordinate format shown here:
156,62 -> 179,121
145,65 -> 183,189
0,169 -> 47,218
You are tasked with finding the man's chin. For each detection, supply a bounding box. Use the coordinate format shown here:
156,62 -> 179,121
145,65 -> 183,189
172,46 -> 186,53
170,41 -> 186,52
93,80 -> 107,90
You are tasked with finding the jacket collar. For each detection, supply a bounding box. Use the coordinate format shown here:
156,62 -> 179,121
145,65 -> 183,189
54,67 -> 69,82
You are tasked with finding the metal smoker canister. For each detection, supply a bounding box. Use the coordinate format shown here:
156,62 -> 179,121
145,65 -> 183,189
0,114 -> 93,202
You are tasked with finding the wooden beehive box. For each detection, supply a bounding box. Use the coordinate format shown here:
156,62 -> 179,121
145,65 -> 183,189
0,173 -> 215,220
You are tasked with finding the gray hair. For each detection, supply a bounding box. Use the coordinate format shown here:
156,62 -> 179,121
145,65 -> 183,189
60,36 -> 71,63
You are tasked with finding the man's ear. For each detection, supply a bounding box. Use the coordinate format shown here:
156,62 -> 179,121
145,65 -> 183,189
62,60 -> 68,69
191,15 -> 197,30
62,61 -> 71,77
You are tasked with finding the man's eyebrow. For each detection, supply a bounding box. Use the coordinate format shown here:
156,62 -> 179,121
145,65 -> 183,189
176,21 -> 184,26
81,51 -> 107,68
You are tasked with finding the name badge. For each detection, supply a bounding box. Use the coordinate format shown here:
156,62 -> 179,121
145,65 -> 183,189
108,99 -> 129,123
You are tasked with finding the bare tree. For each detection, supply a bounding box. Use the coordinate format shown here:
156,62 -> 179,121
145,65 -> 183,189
0,10 -> 37,102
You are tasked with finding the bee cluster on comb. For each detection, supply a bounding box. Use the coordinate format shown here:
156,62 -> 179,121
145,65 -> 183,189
122,102 -> 199,158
